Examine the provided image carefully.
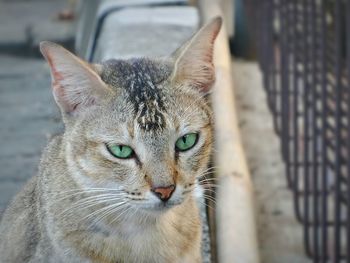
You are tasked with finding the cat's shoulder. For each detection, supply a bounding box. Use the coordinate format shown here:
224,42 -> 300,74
1,176 -> 38,221
0,175 -> 40,261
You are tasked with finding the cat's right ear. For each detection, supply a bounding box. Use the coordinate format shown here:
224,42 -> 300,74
40,41 -> 113,116
170,17 -> 222,93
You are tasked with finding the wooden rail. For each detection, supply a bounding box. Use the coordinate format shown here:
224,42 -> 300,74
198,1 -> 260,262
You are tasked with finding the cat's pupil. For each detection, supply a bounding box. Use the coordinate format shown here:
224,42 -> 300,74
182,137 -> 187,144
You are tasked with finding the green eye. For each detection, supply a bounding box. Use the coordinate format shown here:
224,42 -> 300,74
175,133 -> 198,152
107,144 -> 134,159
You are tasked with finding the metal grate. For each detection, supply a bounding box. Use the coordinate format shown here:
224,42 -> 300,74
253,0 -> 350,262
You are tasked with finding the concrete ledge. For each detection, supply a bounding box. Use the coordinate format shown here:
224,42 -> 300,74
198,1 -> 260,263
93,6 -> 198,60
76,0 -> 190,60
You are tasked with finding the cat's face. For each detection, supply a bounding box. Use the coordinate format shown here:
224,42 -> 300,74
66,63 -> 213,211
41,18 -> 221,214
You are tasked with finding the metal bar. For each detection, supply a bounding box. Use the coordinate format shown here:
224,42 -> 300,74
280,0 -> 292,187
271,0 -> 279,133
310,0 -> 320,260
334,0 -> 342,261
278,0 -> 283,135
302,0 -> 312,257
291,0 -> 303,223
346,0 -> 350,260
319,0 -> 329,261
266,0 -> 274,116
260,0 -> 269,103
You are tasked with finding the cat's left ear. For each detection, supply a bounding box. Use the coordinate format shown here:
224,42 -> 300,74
171,17 -> 222,93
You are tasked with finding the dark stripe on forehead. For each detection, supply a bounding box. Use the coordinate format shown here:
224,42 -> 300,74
100,58 -> 172,131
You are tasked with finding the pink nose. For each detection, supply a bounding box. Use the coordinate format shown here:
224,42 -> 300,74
151,185 -> 176,202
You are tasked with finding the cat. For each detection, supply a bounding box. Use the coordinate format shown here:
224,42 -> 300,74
0,17 -> 222,263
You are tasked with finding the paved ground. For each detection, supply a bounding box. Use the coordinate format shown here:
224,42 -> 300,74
0,55 -> 63,215
0,0 -> 75,53
0,0 -> 72,215
233,60 -> 312,263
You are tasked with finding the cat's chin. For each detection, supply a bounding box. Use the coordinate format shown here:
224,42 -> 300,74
140,201 -> 182,214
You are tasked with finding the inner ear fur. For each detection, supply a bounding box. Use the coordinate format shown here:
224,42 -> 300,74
40,41 -> 113,116
171,17 -> 222,93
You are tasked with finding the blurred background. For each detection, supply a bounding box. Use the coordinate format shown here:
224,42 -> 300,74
0,0 -> 349,263
0,0 -> 74,212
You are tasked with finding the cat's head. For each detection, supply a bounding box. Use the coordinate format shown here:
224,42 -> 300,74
40,18 -> 221,214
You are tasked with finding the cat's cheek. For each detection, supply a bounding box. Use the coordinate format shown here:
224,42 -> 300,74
66,153 -> 99,188
76,156 -> 101,175
176,156 -> 200,179
189,139 -> 212,174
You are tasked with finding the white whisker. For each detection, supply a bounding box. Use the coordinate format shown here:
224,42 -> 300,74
86,201 -> 128,228
59,194 -> 125,217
